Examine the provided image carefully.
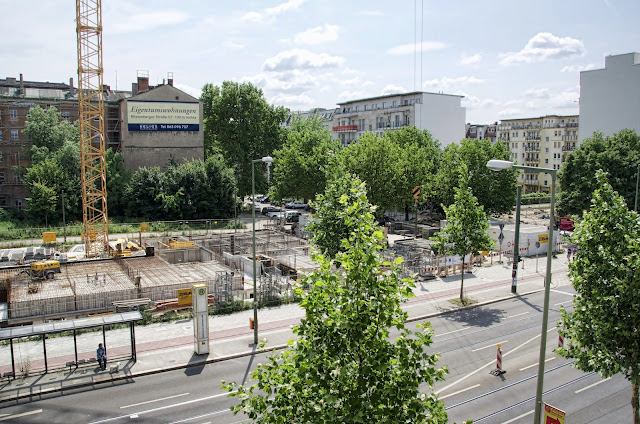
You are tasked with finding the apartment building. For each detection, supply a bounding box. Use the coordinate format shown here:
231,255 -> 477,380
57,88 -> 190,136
281,108 -> 335,131
497,115 -> 579,193
0,72 -> 202,209
579,52 -> 640,142
466,123 -> 497,143
332,91 -> 465,147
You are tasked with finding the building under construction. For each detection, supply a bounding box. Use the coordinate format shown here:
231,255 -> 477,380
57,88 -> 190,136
0,229 -> 316,324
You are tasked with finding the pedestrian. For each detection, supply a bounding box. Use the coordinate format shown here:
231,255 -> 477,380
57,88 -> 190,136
97,343 -> 107,370
572,246 -> 578,258
567,247 -> 572,262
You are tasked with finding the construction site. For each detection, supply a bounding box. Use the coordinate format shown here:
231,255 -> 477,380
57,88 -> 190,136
0,228 -> 316,324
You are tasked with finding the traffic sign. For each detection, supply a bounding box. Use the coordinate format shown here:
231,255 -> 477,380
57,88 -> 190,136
498,233 -> 505,243
535,241 -> 541,248
543,403 -> 565,424
413,185 -> 421,199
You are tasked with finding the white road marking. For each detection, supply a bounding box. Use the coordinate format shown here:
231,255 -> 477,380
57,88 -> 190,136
519,356 -> 556,371
554,300 -> 573,306
0,409 -> 43,422
121,393 -> 190,409
88,392 -> 231,424
472,341 -> 507,352
438,384 -> 480,400
435,327 -> 470,337
505,312 -> 529,319
503,409 -> 534,423
551,289 -> 574,296
575,377 -> 612,393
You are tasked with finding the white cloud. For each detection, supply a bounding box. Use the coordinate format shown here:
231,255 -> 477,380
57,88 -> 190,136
337,90 -> 365,102
381,84 -> 407,95
386,41 -> 446,55
560,63 -> 597,73
422,76 -> 484,92
242,0 -> 306,22
107,2 -> 190,34
459,92 -> 497,112
498,108 -> 523,118
459,53 -> 482,65
263,49 -> 344,72
174,83 -> 202,99
523,87 -> 552,99
294,25 -> 340,45
499,32 -> 585,65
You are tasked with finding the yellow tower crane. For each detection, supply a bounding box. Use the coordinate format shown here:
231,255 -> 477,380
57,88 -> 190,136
75,0 -> 109,257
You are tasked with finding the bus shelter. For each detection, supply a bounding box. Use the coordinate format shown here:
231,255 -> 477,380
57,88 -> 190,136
0,311 -> 142,378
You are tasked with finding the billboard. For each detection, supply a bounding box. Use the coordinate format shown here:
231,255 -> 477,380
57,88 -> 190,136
127,101 -> 199,131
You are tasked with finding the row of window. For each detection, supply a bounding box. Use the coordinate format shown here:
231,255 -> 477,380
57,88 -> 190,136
0,129 -> 19,140
341,98 -> 423,113
0,173 -> 21,184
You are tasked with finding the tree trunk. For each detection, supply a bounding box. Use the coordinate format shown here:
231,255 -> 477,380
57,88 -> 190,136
460,256 -> 465,302
404,205 -> 409,221
633,380 -> 639,424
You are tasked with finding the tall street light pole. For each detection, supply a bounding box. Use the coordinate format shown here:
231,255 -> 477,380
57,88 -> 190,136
635,164 -> 639,213
487,160 -> 557,424
251,156 -> 273,346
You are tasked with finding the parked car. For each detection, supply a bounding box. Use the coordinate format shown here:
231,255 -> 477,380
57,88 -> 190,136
261,196 -> 270,203
285,201 -> 308,209
286,211 -> 302,222
267,210 -> 287,219
262,206 -> 281,215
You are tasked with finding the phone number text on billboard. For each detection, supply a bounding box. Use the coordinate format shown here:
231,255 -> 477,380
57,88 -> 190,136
128,123 -> 199,131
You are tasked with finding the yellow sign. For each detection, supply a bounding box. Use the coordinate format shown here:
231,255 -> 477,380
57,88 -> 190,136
413,185 -> 421,200
177,288 -> 192,306
140,222 -> 150,232
42,232 -> 56,243
538,234 -> 549,243
543,403 -> 565,424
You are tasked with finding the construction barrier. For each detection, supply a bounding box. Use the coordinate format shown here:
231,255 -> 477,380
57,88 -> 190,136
490,344 -> 505,376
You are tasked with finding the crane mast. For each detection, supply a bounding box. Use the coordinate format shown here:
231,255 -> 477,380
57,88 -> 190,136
75,0 -> 109,257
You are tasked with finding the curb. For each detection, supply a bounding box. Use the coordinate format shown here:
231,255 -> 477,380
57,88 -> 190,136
0,288 -> 546,403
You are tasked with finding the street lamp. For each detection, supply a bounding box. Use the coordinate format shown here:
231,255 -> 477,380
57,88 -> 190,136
252,156 -> 273,345
487,159 -> 557,424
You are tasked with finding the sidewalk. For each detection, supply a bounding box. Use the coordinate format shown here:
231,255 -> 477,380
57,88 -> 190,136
0,253 -> 572,403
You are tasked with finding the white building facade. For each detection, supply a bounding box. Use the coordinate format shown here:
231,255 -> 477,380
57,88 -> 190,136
579,52 -> 640,142
331,91 -> 465,147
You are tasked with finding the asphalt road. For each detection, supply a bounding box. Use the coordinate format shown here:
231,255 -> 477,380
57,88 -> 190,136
0,289 -> 634,423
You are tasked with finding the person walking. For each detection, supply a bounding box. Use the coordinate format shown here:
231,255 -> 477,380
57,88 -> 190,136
567,247 -> 572,262
97,343 -> 107,370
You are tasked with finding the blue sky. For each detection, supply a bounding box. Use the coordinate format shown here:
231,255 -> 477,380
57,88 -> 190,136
3,0 -> 639,124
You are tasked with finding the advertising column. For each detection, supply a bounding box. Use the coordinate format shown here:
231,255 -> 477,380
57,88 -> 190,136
192,283 -> 209,355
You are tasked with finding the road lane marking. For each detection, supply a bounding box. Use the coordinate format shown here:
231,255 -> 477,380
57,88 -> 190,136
554,299 -> 572,306
519,356 -> 556,371
0,409 -> 43,421
438,384 -> 480,400
437,333 -> 541,395
505,312 -> 529,319
88,392 -> 231,424
551,289 -> 574,296
169,408 -> 230,423
575,376 -> 612,393
435,327 -> 470,337
472,341 -> 507,352
121,392 -> 190,409
503,410 -> 534,423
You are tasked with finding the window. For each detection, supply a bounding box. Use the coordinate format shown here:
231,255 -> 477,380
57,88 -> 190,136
546,136 -> 549,142
10,130 -> 18,140
62,111 -> 71,119
0,195 -> 6,207
14,152 -> 19,162
545,148 -> 549,153
364,105 -> 367,111
544,180 -> 548,186
0,151 -> 3,162
13,175 -> 20,184
15,198 -> 22,210
9,109 -> 17,119
382,102 -> 386,108
392,100 -> 397,107
0,173 -> 4,182
0,130 -> 3,141
545,159 -> 549,164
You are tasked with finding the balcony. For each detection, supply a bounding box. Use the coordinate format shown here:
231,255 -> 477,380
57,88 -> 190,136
332,125 -> 358,132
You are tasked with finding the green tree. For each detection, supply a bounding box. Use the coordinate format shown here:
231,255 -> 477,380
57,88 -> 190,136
307,174 -> 374,260
340,132 -> 404,216
431,167 -> 494,302
557,170 -> 640,423
105,148 -> 131,218
23,158 -> 63,225
24,106 -> 73,152
200,81 -> 287,197
223,179 -> 451,423
557,129 -> 640,216
436,138 -> 516,215
386,127 -> 441,219
271,114 -> 340,202
124,167 -> 164,220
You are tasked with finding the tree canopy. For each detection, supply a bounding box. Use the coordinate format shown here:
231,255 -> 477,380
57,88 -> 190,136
557,170 -> 640,423
271,114 -> 340,202
435,138 -> 516,215
200,81 -> 287,197
431,167 -> 494,302
557,129 -> 640,216
223,177 -> 452,423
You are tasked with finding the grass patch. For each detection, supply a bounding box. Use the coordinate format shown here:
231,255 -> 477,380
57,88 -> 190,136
449,295 -> 478,307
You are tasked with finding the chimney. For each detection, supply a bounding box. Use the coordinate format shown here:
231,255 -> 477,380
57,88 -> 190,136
167,72 -> 174,87
69,77 -> 74,89
19,73 -> 24,95
132,82 -> 138,96
137,70 -> 149,92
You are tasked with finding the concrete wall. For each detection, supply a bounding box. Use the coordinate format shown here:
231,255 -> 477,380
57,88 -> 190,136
120,84 -> 204,171
579,53 -> 640,142
416,92 -> 466,147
